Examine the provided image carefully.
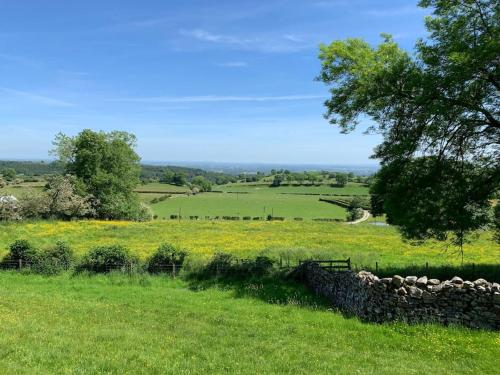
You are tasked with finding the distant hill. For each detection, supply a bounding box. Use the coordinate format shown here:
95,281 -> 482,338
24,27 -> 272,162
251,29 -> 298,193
0,160 -> 64,176
0,160 -> 235,184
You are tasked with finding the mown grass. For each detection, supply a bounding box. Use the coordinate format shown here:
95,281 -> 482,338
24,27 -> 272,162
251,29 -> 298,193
0,221 -> 497,269
0,272 -> 498,374
135,182 -> 189,193
151,192 -> 347,220
218,182 -> 369,195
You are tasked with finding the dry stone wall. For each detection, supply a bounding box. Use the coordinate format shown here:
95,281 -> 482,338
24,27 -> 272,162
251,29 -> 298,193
290,262 -> 500,330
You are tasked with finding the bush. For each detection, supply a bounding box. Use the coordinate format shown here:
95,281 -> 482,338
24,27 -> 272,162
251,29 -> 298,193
2,240 -> 39,268
33,243 -> 74,275
195,253 -> 275,279
146,243 -> 187,274
44,241 -> 74,270
76,245 -> 138,273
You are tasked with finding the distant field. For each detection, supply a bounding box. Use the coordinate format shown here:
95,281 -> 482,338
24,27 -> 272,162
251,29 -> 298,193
0,273 -> 496,374
135,182 -> 189,193
1,220 -> 497,269
151,192 -> 347,220
0,181 -> 45,198
218,182 -> 369,195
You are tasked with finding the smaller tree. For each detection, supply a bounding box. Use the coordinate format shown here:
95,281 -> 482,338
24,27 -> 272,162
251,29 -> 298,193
171,172 -> 186,186
44,175 -> 94,220
335,173 -> 348,187
191,176 -> 212,192
270,174 -> 283,187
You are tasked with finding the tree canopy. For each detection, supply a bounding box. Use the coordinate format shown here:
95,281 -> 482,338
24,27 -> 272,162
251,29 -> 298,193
318,0 -> 499,245
52,129 -> 149,221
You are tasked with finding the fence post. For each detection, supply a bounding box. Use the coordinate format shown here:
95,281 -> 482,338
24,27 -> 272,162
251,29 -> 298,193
18,259 -> 22,270
426,262 -> 428,272
347,257 -> 351,270
279,256 -> 283,269
172,262 -> 176,278
375,262 -> 378,273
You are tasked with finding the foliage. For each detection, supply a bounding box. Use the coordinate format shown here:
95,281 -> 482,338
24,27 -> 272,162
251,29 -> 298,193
44,175 -> 94,219
270,174 -> 283,187
19,192 -> 51,219
0,196 -> 21,221
0,160 -> 63,176
346,197 -> 365,221
32,242 -> 74,275
318,0 -> 499,244
146,243 -> 187,273
370,158 -> 492,246
2,239 -> 39,268
76,245 -> 139,273
334,173 -> 348,187
52,129 -> 146,221
191,175 -> 212,192
494,204 -> 500,244
1,167 -> 16,181
197,252 -> 275,279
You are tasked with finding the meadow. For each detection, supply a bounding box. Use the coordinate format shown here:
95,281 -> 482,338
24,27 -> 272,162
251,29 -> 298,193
0,220 -> 497,270
0,272 -> 498,374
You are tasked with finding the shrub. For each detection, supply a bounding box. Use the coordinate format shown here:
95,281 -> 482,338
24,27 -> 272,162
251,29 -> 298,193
204,252 -> 234,276
44,241 -> 74,270
243,216 -> 251,220
2,240 -> 39,268
146,243 -> 187,274
76,245 -> 138,273
197,253 -> 275,279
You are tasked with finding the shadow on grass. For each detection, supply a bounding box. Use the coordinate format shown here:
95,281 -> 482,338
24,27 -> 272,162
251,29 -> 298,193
184,271 -> 331,311
364,263 -> 500,283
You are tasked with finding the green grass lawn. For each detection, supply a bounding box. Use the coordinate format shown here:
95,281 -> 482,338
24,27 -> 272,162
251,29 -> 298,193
0,272 -> 497,374
151,192 -> 347,220
218,182 -> 369,195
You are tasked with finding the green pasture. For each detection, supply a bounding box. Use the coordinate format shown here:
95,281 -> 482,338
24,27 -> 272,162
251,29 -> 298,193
217,182 -> 369,195
151,192 -> 347,219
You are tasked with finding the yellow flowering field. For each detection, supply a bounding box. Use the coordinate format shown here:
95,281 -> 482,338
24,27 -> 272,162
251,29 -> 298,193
0,220 -> 497,268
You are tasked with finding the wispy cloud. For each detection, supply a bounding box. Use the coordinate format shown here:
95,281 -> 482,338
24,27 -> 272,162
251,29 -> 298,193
0,88 -> 74,107
364,6 -> 427,17
178,29 -> 313,53
214,61 -> 248,68
112,94 -> 324,104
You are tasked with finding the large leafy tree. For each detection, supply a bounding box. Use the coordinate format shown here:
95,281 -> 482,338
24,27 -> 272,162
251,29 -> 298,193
318,0 -> 499,245
52,129 -> 148,220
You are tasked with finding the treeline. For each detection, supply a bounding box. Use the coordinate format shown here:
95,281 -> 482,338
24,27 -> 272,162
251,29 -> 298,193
0,161 -> 63,177
0,161 -> 237,186
140,164 -> 237,185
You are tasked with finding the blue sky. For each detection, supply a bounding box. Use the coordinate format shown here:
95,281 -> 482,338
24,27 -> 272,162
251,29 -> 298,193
0,0 -> 429,164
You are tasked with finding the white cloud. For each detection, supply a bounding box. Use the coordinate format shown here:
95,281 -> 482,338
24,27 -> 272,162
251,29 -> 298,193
214,61 -> 248,68
178,28 -> 313,53
364,6 -> 427,17
0,88 -> 74,107
112,94 -> 325,104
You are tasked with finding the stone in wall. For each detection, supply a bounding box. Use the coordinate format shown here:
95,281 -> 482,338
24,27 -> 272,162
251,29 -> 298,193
289,261 -> 499,330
